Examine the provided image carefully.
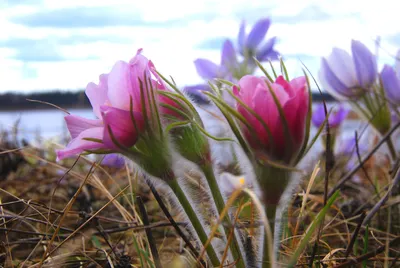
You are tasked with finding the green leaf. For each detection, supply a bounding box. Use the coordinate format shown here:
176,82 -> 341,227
268,60 -> 278,79
280,57 -> 289,81
254,58 -> 274,82
294,70 -> 313,164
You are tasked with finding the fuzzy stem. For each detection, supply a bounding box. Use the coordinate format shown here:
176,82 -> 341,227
168,179 -> 220,266
386,138 -> 397,161
257,165 -> 291,268
262,205 -> 277,268
201,163 -> 246,268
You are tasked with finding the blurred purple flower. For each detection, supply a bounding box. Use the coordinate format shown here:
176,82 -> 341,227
238,18 -> 279,62
183,84 -> 212,104
102,154 -> 125,168
319,40 -> 377,100
381,65 -> 400,106
194,40 -> 238,80
312,104 -> 349,128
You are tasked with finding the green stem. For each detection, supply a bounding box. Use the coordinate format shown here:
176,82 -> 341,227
257,165 -> 291,268
262,205 -> 277,268
201,163 -> 246,268
168,179 -> 220,267
386,138 -> 397,161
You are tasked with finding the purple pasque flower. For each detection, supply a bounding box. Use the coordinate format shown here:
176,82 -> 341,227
194,39 -> 238,80
381,65 -> 400,106
319,40 -> 378,100
312,104 -> 349,128
183,84 -> 212,104
102,154 -> 125,168
238,18 -> 279,62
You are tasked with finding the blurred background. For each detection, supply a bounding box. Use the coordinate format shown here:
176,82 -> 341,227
0,0 -> 399,140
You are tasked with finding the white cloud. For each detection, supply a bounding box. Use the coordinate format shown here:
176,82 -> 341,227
0,0 -> 399,93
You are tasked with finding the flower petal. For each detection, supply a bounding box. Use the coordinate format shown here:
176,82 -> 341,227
327,48 -> 357,88
221,40 -> 237,69
194,59 -> 219,79
238,20 -> 246,55
329,105 -> 349,127
85,74 -> 109,118
56,127 -> 104,160
351,40 -> 377,87
107,60 -> 132,110
311,104 -> 326,128
129,50 -> 151,108
183,84 -> 211,104
255,37 -> 277,61
246,18 -> 271,50
64,115 -> 103,139
101,105 -> 143,149
381,64 -> 400,105
319,58 -> 353,99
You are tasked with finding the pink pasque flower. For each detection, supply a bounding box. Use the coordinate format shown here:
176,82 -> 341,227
56,49 -> 157,160
233,75 -> 309,162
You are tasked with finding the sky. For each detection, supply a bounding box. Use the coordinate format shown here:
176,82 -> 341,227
0,0 -> 399,93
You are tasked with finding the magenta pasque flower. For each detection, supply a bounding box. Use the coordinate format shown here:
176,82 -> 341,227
233,75 -> 309,162
56,49 -> 157,160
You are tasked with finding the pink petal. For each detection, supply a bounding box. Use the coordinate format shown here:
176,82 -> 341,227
56,127 -> 104,160
100,105 -> 143,149
107,60 -> 132,110
129,52 -> 151,109
64,115 -> 103,139
238,75 -> 265,104
86,74 -> 109,118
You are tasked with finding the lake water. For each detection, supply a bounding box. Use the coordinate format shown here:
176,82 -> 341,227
0,106 -> 369,145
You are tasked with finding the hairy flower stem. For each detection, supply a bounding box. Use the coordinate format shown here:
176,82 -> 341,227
262,205 -> 277,268
257,165 -> 291,268
168,179 -> 220,266
201,163 -> 246,268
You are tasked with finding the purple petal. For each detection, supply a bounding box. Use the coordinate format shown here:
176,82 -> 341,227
102,154 -> 125,168
221,40 -> 237,69
319,58 -> 350,97
329,105 -> 349,127
246,18 -> 271,50
101,105 -> 142,149
183,84 -> 211,104
311,104 -> 326,128
64,115 -> 103,139
255,37 -> 277,61
86,74 -> 109,118
56,127 -> 104,160
352,40 -> 377,87
381,64 -> 400,105
194,59 -> 219,79
238,20 -> 246,55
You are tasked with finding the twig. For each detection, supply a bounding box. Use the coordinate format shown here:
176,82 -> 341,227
344,212 -> 366,257
362,165 -> 400,226
354,131 -> 381,198
137,196 -> 162,268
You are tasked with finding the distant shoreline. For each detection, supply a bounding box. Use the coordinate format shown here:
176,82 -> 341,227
0,90 -> 336,111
